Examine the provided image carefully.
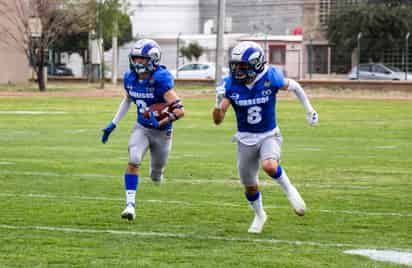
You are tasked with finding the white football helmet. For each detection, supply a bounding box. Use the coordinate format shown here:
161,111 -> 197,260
129,39 -> 161,74
229,41 -> 266,81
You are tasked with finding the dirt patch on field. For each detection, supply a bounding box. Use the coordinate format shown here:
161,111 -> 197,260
1,87 -> 412,100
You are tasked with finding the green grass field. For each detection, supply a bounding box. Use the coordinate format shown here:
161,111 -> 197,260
0,95 -> 411,267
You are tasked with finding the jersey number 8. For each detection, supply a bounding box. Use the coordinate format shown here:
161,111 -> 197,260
247,106 -> 262,124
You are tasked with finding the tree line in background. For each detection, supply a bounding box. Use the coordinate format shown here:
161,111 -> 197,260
0,0 -> 132,91
327,0 -> 412,63
179,42 -> 204,62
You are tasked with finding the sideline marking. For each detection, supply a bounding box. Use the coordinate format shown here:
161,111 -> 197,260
344,249 -> 412,266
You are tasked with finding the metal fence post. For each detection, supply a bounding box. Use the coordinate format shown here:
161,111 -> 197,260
406,32 -> 410,81
357,32 -> 362,80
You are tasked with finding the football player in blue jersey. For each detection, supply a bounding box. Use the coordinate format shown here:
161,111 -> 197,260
213,41 -> 318,233
101,39 -> 184,221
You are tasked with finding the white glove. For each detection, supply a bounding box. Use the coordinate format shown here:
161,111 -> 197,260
215,84 -> 226,109
306,110 -> 318,126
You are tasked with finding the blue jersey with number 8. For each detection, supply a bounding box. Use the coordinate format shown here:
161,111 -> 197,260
223,66 -> 285,133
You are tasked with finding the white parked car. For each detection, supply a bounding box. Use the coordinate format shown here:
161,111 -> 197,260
171,62 -> 229,79
348,63 -> 412,80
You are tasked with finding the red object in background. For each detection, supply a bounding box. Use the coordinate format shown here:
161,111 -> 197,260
292,27 -> 302,35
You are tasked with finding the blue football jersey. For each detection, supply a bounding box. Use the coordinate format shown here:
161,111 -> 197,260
123,65 -> 174,130
223,66 -> 285,133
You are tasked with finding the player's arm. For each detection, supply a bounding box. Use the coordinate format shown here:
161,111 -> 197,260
112,94 -> 133,125
101,94 -> 132,144
213,81 -> 231,126
157,89 -> 185,127
281,78 -> 318,126
213,97 -> 230,125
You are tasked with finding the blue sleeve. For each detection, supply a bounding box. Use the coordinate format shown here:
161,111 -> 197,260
154,70 -> 174,96
123,71 -> 130,94
270,67 -> 286,91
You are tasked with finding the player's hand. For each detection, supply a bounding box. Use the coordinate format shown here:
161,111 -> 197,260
139,112 -> 160,128
101,122 -> 116,144
306,110 -> 318,127
215,84 -> 226,108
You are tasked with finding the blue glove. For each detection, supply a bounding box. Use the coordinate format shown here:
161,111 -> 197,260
139,112 -> 160,128
101,122 -> 116,144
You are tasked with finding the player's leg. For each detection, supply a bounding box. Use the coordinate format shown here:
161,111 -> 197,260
148,129 -> 172,184
237,142 -> 267,233
121,124 -> 149,220
260,135 -> 306,216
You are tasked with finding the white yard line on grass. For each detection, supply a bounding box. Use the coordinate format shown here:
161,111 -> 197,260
0,193 -> 192,206
0,223 -> 356,248
375,145 -> 397,149
0,162 -> 14,165
1,192 -> 411,218
63,129 -> 88,134
293,146 -> 322,151
1,223 -> 411,255
0,111 -> 66,115
0,170 -> 373,190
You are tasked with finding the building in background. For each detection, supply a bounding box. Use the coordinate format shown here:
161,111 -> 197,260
105,33 -> 246,77
110,0 -> 305,78
199,0 -> 303,35
302,0 -> 379,78
239,35 -> 303,79
127,0 -> 200,36
0,0 -> 30,84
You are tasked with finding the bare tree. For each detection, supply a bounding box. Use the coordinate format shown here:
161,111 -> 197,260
0,0 -> 91,91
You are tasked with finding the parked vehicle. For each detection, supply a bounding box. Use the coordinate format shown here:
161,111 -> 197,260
348,63 -> 412,80
170,62 -> 229,79
48,65 -> 74,76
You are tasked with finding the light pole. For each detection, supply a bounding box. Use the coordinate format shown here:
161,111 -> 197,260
98,0 -> 105,89
405,32 -> 410,81
112,16 -> 118,85
264,25 -> 272,59
176,32 -> 181,79
309,33 -> 313,80
215,0 -> 226,84
357,32 -> 362,80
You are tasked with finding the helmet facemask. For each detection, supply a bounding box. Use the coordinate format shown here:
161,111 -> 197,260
129,55 -> 151,74
229,61 -> 257,82
129,39 -> 161,75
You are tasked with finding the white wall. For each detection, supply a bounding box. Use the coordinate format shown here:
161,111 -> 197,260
128,0 -> 199,36
61,53 -> 84,78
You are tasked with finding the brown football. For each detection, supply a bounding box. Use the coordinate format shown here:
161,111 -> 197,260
143,103 -> 171,120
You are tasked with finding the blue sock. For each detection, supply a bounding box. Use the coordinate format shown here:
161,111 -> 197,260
271,165 -> 283,179
125,173 -> 138,206
125,173 -> 138,190
245,191 -> 260,202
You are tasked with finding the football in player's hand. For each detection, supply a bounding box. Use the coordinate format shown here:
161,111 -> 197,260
143,103 -> 171,120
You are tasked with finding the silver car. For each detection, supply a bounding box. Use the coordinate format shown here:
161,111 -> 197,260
170,62 -> 229,79
348,63 -> 412,80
